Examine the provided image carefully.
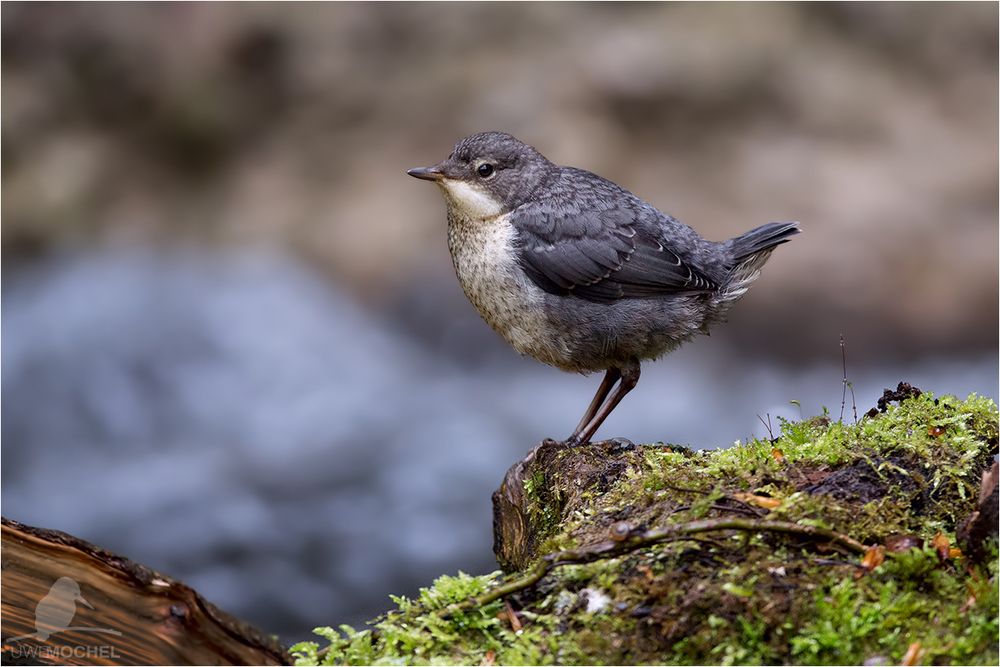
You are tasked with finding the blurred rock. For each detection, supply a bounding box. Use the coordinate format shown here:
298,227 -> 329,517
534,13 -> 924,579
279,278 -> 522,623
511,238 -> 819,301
1,3 -> 996,360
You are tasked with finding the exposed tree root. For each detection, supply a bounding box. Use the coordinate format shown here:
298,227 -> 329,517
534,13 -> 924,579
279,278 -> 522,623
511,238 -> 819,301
444,518 -> 866,617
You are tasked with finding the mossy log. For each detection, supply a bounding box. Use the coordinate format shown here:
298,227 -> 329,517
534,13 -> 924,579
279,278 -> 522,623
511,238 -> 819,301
1,518 -> 289,666
294,386 -> 999,666
493,438 -> 999,575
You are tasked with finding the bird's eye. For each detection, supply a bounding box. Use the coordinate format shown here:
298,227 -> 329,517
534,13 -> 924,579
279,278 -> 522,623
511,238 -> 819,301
477,163 -> 495,178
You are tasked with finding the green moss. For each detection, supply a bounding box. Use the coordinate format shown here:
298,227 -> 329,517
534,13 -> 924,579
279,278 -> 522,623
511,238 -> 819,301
291,391 -> 998,666
523,467 -> 562,544
790,546 -> 999,665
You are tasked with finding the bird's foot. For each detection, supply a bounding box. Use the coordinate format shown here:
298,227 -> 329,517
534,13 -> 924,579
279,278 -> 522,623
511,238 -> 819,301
534,438 -> 572,454
563,434 -> 617,447
604,436 -> 635,452
561,435 -> 635,451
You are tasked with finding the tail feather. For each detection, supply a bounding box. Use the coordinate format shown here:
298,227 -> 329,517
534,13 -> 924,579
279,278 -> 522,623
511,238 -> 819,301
728,221 -> 801,261
718,221 -> 800,302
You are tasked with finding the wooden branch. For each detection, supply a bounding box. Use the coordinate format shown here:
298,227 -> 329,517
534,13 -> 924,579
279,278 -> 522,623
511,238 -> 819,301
1,518 -> 289,666
446,517 -> 866,617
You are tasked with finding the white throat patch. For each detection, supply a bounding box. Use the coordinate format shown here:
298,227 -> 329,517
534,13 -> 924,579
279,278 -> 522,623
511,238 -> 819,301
438,178 -> 504,220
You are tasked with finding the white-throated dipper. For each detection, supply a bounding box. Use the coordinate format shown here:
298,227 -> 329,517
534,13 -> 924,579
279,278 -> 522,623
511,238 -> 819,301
408,132 -> 799,445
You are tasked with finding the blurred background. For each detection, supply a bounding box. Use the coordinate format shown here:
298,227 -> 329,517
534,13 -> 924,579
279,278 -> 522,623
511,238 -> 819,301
2,2 -> 997,644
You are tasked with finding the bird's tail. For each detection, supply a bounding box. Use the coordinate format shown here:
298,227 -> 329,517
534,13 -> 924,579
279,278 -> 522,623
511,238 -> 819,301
718,221 -> 800,302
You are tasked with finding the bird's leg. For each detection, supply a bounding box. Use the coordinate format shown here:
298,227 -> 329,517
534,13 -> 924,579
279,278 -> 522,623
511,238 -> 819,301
566,367 -> 621,443
571,360 -> 641,446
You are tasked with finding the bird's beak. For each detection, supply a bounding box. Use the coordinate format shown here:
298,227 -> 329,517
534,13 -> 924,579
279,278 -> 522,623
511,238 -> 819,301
77,595 -> 94,609
406,165 -> 445,182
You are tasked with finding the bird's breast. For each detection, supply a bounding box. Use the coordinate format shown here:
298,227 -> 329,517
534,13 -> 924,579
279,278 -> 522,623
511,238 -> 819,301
446,211 -> 571,367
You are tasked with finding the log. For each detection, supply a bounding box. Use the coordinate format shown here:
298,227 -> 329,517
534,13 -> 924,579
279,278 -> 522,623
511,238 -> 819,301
1,518 -> 289,666
492,437 -> 642,572
493,389 -> 998,574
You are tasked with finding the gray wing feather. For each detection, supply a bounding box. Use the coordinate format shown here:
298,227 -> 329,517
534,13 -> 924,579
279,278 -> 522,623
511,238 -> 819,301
513,199 -> 718,303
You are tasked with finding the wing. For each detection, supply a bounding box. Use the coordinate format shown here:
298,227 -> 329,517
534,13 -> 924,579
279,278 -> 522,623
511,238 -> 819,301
513,200 -> 718,303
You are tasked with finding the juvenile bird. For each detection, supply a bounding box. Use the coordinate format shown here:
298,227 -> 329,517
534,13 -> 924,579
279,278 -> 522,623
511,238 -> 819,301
408,132 -> 799,445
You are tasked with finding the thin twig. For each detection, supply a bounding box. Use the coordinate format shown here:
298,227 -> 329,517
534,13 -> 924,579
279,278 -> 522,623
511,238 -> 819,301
840,334 -> 847,422
674,535 -> 731,551
664,504 -> 693,516
756,413 -> 775,441
441,518 -> 866,618
657,481 -> 711,495
712,501 -> 767,517
839,334 -> 858,423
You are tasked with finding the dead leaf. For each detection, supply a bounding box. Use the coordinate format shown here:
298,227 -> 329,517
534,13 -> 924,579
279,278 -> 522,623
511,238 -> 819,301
931,532 -> 951,561
481,649 -> 496,666
771,448 -> 785,463
959,593 -> 978,614
504,599 -> 522,633
927,425 -> 945,438
857,545 -> 885,578
732,492 -> 782,510
885,534 -> 923,553
901,641 -> 923,666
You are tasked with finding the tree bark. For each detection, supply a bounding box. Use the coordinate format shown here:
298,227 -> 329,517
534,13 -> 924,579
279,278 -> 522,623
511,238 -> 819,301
1,518 -> 289,666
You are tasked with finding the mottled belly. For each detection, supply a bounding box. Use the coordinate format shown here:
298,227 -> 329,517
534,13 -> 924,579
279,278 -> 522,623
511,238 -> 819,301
446,212 -> 572,368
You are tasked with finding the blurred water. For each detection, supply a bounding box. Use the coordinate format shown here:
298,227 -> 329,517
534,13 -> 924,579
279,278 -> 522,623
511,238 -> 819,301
3,249 -> 996,643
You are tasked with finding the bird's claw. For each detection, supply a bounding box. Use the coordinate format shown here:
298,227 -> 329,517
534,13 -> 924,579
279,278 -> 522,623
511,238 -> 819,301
606,436 -> 635,451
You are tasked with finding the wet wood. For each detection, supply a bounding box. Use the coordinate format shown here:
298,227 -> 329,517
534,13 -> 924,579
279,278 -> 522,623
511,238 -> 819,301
957,460 -> 999,563
1,517 -> 289,666
492,438 -> 640,572
492,440 -> 550,573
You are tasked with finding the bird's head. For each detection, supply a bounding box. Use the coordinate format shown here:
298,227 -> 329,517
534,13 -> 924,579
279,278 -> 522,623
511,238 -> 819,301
408,132 -> 552,219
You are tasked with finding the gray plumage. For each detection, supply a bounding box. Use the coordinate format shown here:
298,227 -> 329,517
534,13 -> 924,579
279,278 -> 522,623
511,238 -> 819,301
408,131 -> 799,445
